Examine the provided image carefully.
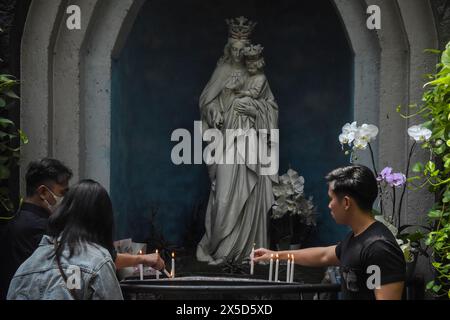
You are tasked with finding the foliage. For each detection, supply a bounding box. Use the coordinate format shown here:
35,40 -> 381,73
0,73 -> 27,214
404,43 -> 450,299
272,168 -> 316,227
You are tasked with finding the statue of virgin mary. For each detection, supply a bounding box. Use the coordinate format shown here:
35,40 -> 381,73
196,17 -> 279,265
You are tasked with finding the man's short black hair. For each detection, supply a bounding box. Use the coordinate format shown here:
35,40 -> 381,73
325,165 -> 378,212
25,158 -> 73,197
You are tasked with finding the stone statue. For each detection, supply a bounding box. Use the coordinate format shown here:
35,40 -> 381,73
196,17 -> 279,265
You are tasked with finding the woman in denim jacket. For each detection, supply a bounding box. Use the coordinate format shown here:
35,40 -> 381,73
7,180 -> 123,300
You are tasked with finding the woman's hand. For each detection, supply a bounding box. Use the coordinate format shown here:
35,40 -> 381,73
140,253 -> 165,271
253,248 -> 276,262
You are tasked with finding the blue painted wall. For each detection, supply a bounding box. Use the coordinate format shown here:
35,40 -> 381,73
111,0 -> 353,248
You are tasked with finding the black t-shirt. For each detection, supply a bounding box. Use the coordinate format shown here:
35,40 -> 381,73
335,221 -> 406,300
0,203 -> 49,299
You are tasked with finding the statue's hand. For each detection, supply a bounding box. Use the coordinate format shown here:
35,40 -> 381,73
235,104 -> 258,118
205,104 -> 222,129
234,90 -> 247,98
213,111 -> 224,129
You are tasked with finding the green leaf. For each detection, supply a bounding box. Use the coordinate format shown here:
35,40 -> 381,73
442,45 -> 450,68
18,129 -> 28,144
435,144 -> 446,155
424,49 -> 442,54
0,97 -> 5,108
428,210 -> 443,219
425,161 -> 436,175
412,162 -> 423,173
2,90 -> 19,100
0,118 -> 14,128
407,176 -> 421,182
426,280 -> 435,290
424,75 -> 450,87
433,284 -> 442,293
0,165 -> 10,180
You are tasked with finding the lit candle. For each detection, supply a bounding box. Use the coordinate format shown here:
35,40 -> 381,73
171,252 -> 175,278
269,254 -> 273,282
155,249 -> 160,280
138,250 -> 144,281
250,243 -> 255,276
286,254 -> 291,282
290,254 -> 295,283
274,254 -> 279,282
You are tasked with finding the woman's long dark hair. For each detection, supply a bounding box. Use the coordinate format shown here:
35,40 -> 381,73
48,179 -> 114,260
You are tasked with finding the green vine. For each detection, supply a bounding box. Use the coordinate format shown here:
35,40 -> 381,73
403,43 -> 450,299
0,72 -> 27,216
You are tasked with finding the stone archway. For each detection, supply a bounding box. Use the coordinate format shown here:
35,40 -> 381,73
20,0 -> 437,225
20,0 -> 144,191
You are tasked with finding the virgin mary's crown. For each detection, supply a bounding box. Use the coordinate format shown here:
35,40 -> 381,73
226,16 -> 256,40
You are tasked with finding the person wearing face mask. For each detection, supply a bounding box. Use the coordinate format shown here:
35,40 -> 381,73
0,158 -> 72,299
0,158 -> 166,299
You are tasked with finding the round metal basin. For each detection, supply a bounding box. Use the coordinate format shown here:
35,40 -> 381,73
120,276 -> 340,300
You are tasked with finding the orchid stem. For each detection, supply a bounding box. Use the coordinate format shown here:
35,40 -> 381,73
397,142 -> 416,227
392,187 -> 397,227
368,142 -> 384,216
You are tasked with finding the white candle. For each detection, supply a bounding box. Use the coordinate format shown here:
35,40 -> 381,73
286,254 -> 291,282
290,255 -> 295,283
155,249 -> 160,280
274,254 -> 279,282
139,250 -> 143,280
171,252 -> 175,278
269,254 -> 273,282
250,244 -> 255,275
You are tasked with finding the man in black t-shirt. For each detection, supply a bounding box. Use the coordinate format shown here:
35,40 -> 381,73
254,165 -> 406,300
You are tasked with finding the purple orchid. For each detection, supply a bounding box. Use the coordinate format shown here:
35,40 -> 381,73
378,167 -> 406,187
377,167 -> 393,182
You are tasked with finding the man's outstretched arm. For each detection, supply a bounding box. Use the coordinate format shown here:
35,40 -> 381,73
254,245 -> 340,267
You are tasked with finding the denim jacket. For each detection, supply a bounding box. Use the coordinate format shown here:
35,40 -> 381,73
7,235 -> 123,300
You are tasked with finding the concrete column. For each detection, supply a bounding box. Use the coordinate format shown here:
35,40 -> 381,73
397,0 -> 438,225
398,0 -> 439,288
81,0 -> 144,191
20,0 -> 65,194
333,0 -> 381,170
52,0 -> 99,182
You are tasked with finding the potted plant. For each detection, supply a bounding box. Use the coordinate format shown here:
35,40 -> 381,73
271,168 -> 317,250
338,121 -> 432,281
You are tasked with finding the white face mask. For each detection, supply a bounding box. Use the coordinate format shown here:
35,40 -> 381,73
43,186 -> 64,212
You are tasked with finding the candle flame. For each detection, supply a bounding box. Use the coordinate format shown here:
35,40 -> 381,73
155,249 -> 158,254
139,250 -> 142,255
172,252 -> 175,258
276,254 -> 279,259
270,254 -> 273,258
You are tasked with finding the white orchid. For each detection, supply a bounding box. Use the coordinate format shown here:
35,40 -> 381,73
353,136 -> 369,150
397,239 -> 415,263
339,122 -> 379,151
339,122 -> 358,145
349,124 -> 379,150
407,124 -> 432,142
358,124 -> 379,141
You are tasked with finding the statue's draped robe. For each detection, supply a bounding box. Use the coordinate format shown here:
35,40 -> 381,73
196,61 -> 279,264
